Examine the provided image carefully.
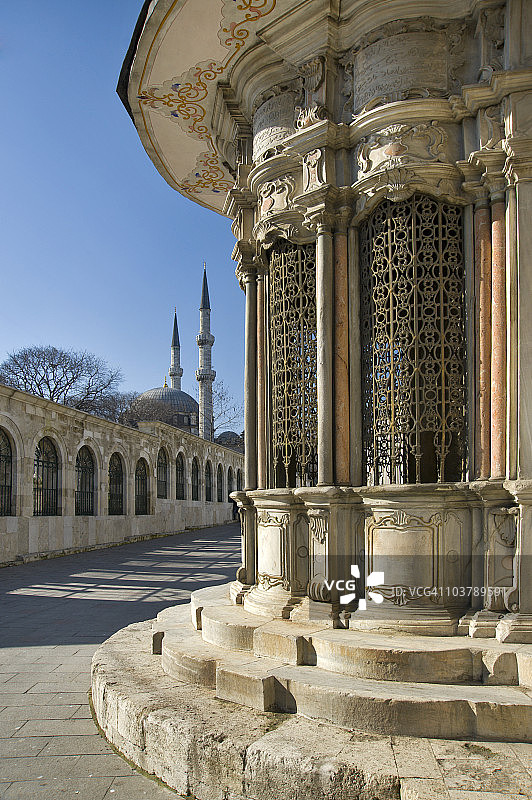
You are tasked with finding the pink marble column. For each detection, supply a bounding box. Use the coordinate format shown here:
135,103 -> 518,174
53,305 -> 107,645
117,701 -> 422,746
490,196 -> 507,478
334,228 -> 350,485
475,200 -> 492,479
256,271 -> 267,489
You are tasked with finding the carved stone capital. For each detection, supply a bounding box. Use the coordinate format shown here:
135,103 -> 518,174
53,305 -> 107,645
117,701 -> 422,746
233,242 -> 257,289
252,210 -> 311,249
504,137 -> 532,183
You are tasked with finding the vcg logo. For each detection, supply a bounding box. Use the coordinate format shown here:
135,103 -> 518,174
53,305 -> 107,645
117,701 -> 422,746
323,565 -> 385,610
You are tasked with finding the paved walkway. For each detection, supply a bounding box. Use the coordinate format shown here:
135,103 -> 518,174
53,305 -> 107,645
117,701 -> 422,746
0,523 -> 241,799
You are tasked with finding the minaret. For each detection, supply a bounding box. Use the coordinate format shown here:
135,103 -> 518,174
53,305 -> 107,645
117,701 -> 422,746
196,264 -> 216,440
169,308 -> 183,390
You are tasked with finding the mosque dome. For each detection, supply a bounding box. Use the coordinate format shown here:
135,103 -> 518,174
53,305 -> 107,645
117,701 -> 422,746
137,386 -> 198,414
215,430 -> 244,453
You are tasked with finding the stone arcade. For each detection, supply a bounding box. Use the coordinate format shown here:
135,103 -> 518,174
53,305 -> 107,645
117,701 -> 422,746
92,1 -> 532,797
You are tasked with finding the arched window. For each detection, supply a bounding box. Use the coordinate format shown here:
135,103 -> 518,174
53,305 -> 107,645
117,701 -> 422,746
157,448 -> 168,499
0,429 -> 13,516
135,458 -> 149,515
33,437 -> 58,516
108,453 -> 123,515
191,458 -> 199,501
217,464 -> 223,502
176,453 -> 185,500
75,446 -> 95,516
205,461 -> 212,502
227,466 -> 233,496
236,469 -> 242,491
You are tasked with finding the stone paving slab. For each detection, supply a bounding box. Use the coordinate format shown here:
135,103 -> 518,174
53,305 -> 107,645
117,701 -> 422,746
0,524 -> 240,800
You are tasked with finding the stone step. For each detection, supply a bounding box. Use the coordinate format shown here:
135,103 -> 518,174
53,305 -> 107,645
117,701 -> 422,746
216,659 -> 532,742
153,599 -> 532,741
190,582 -> 232,629
201,604 -> 273,650
162,628 -> 258,688
198,596 -> 532,686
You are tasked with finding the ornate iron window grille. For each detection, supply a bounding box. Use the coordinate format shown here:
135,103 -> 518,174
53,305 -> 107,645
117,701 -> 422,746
0,430 -> 13,516
108,453 -> 124,515
157,448 -> 168,499
268,240 -> 318,488
192,458 -> 200,501
33,437 -> 59,516
135,459 -> 149,515
360,194 -> 467,485
75,446 -> 95,516
227,466 -> 233,496
205,461 -> 212,502
217,464 -> 223,502
176,453 -> 185,500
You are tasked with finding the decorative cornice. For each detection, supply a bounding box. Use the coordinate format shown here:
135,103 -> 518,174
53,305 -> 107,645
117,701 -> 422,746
353,163 -> 465,222
461,69 -> 532,115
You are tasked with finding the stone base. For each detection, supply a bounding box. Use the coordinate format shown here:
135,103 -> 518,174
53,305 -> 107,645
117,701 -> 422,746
147,583 -> 532,739
91,583 -> 532,798
468,610 -> 504,638
92,618 -> 401,800
497,613 -> 532,643
347,605 -> 461,637
229,579 -> 251,604
243,582 -> 304,618
91,613 -> 532,800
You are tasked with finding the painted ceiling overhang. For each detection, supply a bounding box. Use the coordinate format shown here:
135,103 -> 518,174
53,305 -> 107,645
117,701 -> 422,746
122,0 -> 295,215
121,0 -> 488,217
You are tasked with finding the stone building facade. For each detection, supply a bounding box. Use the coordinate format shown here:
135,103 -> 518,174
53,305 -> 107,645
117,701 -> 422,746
0,384 -> 243,566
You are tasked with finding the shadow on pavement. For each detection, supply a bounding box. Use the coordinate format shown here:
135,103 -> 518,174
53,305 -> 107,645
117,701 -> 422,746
0,523 -> 241,649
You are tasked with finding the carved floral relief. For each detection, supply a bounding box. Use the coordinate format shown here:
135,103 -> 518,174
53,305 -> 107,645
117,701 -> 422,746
258,176 -> 296,217
356,122 -> 448,176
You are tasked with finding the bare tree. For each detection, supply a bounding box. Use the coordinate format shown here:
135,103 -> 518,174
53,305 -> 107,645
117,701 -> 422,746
211,379 -> 243,434
99,391 -> 139,423
0,346 -> 124,417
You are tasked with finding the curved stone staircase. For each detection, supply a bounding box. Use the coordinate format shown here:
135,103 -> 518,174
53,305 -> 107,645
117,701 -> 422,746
154,583 -> 532,743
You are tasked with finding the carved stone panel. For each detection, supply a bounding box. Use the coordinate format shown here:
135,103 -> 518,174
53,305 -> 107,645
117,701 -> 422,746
258,176 -> 296,217
303,149 -> 324,191
485,508 -> 517,612
356,123 -> 449,177
353,32 -> 449,112
253,92 -> 297,161
256,511 -> 288,588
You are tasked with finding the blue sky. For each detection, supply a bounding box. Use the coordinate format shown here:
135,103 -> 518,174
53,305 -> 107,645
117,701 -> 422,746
0,1 -> 244,414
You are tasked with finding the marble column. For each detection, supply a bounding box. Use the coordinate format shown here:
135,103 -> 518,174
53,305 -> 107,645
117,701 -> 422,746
316,220 -> 334,486
490,191 -> 507,478
243,268 -> 258,491
496,141 -> 532,643
334,225 -> 350,485
256,270 -> 267,489
475,198 -> 492,479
